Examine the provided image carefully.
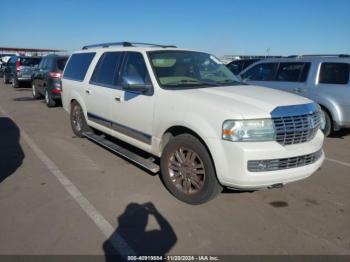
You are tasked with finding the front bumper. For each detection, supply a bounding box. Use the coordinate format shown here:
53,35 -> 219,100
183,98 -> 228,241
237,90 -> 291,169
207,129 -> 324,189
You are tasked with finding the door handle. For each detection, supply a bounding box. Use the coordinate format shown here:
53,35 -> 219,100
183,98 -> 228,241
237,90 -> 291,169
293,88 -> 302,93
85,89 -> 92,94
115,96 -> 121,102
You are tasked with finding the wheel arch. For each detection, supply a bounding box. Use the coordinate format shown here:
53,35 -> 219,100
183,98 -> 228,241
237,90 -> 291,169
160,125 -> 219,181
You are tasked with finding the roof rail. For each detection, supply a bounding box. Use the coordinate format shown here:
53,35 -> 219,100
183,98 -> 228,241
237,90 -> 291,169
287,54 -> 350,58
82,42 -> 177,50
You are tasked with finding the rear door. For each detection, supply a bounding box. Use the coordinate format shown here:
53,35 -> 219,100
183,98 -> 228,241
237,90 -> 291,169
85,51 -> 124,127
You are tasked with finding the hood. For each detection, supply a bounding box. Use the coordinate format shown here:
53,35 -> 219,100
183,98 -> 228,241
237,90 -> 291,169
179,85 -> 312,119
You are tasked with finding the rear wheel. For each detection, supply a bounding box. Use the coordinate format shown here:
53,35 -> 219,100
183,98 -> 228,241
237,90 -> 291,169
321,108 -> 332,137
4,75 -> 9,84
32,82 -> 42,99
70,101 -> 91,138
45,89 -> 57,107
11,77 -> 19,88
160,134 -> 222,205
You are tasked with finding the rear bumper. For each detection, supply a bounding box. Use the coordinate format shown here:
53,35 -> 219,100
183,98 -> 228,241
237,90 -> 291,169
17,77 -> 32,82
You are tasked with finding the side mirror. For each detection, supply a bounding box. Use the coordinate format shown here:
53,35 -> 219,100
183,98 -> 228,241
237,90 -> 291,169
122,76 -> 152,93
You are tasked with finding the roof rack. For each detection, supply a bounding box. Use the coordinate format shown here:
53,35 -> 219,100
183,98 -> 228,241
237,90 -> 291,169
287,54 -> 350,58
82,42 -> 177,50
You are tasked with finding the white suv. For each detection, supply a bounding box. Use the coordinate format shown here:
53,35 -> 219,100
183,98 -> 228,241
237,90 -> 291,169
61,42 -> 325,204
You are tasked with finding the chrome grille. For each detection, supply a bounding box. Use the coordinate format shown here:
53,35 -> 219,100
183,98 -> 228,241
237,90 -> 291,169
273,110 -> 321,145
248,150 -> 322,172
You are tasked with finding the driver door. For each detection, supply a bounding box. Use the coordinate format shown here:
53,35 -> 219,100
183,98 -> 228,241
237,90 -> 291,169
110,52 -> 155,149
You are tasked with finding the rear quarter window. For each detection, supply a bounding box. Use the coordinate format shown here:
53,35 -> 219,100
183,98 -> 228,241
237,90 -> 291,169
63,52 -> 96,81
319,63 -> 350,85
57,58 -> 68,71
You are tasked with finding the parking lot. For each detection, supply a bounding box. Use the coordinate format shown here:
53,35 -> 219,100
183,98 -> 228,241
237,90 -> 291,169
0,82 -> 349,256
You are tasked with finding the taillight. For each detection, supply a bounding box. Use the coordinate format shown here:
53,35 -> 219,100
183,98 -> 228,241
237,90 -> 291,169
52,88 -> 62,94
16,60 -> 21,72
49,72 -> 62,78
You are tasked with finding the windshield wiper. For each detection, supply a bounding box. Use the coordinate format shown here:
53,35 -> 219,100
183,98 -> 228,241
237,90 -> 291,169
164,79 -> 219,87
216,79 -> 242,85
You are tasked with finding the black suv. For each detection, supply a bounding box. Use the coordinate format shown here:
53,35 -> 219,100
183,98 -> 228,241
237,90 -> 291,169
4,55 -> 42,87
32,54 -> 68,107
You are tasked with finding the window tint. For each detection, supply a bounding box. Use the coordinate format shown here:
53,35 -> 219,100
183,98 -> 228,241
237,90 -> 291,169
242,59 -> 260,70
276,62 -> 310,82
63,52 -> 95,81
56,58 -> 68,71
120,52 -> 151,84
241,63 -> 278,81
39,58 -> 46,69
9,56 -> 17,64
319,63 -> 350,85
227,61 -> 244,75
20,57 -> 41,66
91,52 -> 123,86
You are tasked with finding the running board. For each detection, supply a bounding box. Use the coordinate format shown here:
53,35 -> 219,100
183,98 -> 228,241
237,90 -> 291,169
83,132 -> 160,173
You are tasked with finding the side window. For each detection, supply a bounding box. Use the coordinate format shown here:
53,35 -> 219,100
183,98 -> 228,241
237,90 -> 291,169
319,63 -> 350,85
227,61 -> 244,75
276,62 -> 310,82
90,52 -> 123,87
63,52 -> 96,81
38,58 -> 46,69
120,52 -> 151,85
241,63 -> 278,81
9,56 -> 17,65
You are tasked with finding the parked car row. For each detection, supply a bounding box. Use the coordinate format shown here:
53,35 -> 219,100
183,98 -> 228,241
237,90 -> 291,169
1,54 -> 68,107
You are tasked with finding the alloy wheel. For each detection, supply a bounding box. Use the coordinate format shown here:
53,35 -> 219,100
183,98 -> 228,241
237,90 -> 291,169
168,147 -> 206,195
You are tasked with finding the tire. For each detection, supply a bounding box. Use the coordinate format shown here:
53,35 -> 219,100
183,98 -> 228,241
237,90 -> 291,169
160,134 -> 222,205
70,101 -> 91,138
45,89 -> 57,107
32,82 -> 42,99
321,108 -> 332,137
4,75 -> 9,84
11,77 -> 19,88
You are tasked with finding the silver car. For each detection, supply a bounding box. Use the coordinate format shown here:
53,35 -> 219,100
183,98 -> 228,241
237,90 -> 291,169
238,55 -> 350,136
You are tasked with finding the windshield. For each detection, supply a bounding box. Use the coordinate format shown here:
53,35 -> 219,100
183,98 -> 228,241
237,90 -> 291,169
148,51 -> 240,89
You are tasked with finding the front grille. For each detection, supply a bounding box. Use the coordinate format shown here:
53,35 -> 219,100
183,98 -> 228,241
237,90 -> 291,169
273,110 -> 321,145
248,150 -> 322,172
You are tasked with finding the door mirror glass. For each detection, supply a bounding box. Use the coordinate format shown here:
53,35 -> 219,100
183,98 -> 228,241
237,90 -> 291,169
122,76 -> 151,93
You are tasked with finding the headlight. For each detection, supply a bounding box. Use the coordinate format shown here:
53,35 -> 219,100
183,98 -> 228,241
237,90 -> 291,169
222,119 -> 275,142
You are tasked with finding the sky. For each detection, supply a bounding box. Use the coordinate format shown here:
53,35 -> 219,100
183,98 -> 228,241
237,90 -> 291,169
0,0 -> 349,56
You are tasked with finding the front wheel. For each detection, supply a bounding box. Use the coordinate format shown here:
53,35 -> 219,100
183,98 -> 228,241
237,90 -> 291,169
160,134 -> 222,205
70,101 -> 91,138
321,109 -> 332,137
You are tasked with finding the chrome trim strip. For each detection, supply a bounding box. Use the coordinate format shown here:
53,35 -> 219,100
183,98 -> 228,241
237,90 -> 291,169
87,112 -> 151,144
270,103 -> 319,118
248,149 -> 322,172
